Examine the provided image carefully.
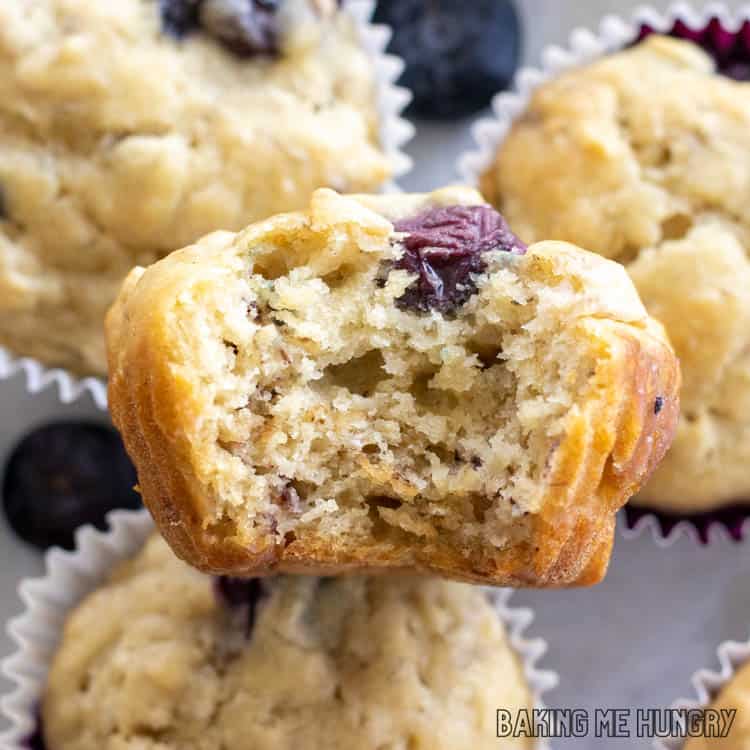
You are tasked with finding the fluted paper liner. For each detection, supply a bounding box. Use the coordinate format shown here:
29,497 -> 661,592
656,636 -> 750,749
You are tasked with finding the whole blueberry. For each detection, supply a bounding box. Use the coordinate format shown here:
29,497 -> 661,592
374,0 -> 523,119
215,577 -> 267,636
2,422 -> 141,551
159,0 -> 283,57
159,0 -> 202,38
199,0 -> 281,58
386,204 -> 525,314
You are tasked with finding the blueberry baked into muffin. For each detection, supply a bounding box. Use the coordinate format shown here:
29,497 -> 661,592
106,186 -> 679,586
0,0 -> 391,375
482,35 -> 750,515
43,534 -> 534,750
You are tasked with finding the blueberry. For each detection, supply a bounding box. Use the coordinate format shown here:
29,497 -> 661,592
159,0 -> 202,38
159,0 -> 282,57
387,204 -> 525,314
2,422 -> 141,551
374,0 -> 523,119
200,0 -> 280,57
215,577 -> 267,636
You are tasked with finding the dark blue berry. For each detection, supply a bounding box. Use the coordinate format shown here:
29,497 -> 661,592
2,422 -> 141,551
215,577 -> 267,636
374,0 -> 523,119
159,0 -> 282,57
654,396 -> 664,415
200,0 -> 280,57
159,0 -> 201,38
387,204 -> 525,314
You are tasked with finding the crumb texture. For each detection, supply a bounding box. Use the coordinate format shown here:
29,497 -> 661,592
0,0 -> 389,374
43,534 -> 533,750
107,187 -> 679,584
484,35 -> 750,513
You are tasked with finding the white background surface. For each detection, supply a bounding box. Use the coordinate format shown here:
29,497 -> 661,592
2,2 -> 750,748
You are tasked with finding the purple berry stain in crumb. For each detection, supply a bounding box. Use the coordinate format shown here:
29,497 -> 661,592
638,17 -> 750,81
280,482 -> 301,513
387,204 -> 526,315
1,422 -> 141,551
215,577 -> 267,636
159,0 -> 282,57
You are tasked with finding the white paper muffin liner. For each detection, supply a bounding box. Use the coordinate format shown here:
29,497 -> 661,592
654,636 -> 750,749
348,0 -> 415,188
0,0 -> 414,409
0,509 -> 558,750
0,352 -> 107,412
459,1 -> 750,549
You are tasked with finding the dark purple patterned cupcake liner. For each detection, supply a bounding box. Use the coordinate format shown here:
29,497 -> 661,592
460,2 -> 750,546
622,504 -> 750,546
637,14 -> 750,80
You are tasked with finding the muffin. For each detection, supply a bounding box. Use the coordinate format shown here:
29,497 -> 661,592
43,533 -> 534,750
682,659 -> 750,749
481,34 -> 750,516
0,0 -> 393,375
106,185 -> 679,586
